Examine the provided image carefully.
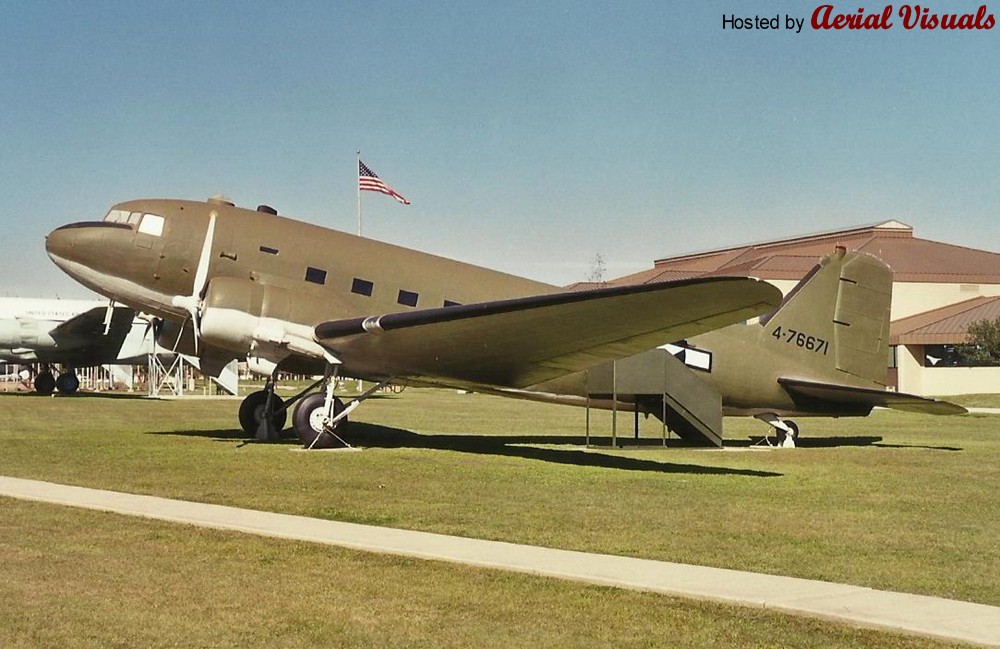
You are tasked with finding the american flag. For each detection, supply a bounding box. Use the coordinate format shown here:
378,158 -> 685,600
359,160 -> 410,205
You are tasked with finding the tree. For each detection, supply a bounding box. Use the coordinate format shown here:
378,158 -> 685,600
959,316 -> 1000,366
587,252 -> 607,286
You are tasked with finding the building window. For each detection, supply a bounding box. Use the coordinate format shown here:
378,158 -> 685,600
352,278 -> 374,296
397,290 -> 419,307
924,344 -> 997,367
305,267 -> 327,285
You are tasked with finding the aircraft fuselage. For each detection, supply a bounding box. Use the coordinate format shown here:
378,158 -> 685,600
47,198 -> 558,376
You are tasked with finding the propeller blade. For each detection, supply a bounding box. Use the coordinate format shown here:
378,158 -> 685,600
192,211 -> 217,299
169,211 -> 217,355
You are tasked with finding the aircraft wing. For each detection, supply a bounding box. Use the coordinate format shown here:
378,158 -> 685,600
47,306 -> 137,362
314,277 -> 782,389
48,306 -> 123,339
778,378 -> 967,415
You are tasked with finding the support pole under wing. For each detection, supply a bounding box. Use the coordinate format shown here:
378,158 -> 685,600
586,349 -> 724,447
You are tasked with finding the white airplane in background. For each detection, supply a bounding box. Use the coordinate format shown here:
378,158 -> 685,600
0,297 -> 237,394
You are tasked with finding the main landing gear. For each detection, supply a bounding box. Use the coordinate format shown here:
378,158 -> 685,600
755,414 -> 799,448
32,365 -> 80,395
236,368 -> 392,449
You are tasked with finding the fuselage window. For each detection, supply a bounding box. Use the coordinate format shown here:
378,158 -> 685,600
137,213 -> 165,237
660,342 -> 713,372
352,278 -> 374,296
305,267 -> 327,285
443,300 -> 461,307
259,246 -> 279,255
397,290 -> 419,307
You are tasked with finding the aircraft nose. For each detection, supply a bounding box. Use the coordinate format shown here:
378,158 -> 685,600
45,221 -> 128,279
45,223 -> 77,262
45,223 -> 94,270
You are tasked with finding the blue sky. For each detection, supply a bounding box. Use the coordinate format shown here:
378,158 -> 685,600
2,1 -> 998,296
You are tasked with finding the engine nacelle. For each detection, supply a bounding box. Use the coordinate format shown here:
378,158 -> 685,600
198,277 -> 327,362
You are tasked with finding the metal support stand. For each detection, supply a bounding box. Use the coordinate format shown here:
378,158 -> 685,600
255,376 -> 279,442
662,394 -> 667,447
148,353 -> 186,397
611,360 -> 618,448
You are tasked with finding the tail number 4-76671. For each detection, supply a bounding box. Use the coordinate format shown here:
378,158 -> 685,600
770,326 -> 829,355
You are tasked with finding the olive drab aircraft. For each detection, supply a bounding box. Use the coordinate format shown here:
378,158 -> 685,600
45,197 -> 783,447
526,247 -> 966,447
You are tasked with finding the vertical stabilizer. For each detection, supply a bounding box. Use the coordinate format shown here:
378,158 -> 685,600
761,248 -> 893,386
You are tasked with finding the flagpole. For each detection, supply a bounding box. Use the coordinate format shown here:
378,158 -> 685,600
356,150 -> 362,237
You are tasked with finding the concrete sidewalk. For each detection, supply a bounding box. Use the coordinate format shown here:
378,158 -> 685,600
2,475 -> 998,647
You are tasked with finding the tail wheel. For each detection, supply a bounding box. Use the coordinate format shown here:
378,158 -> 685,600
56,372 -> 80,394
34,372 -> 56,395
238,390 -> 287,436
293,392 -> 347,449
776,419 -> 799,445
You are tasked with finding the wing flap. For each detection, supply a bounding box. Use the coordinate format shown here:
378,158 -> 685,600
779,377 -> 967,415
315,277 -> 782,389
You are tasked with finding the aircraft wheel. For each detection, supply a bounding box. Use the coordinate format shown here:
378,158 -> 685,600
293,392 -> 347,449
56,372 -> 80,394
34,372 -> 56,395
776,420 -> 799,445
238,390 -> 287,436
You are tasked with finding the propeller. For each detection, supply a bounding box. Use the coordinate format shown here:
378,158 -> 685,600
170,211 -> 217,354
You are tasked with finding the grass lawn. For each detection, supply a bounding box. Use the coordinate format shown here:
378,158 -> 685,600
0,389 -> 996,646
2,498 -> 967,649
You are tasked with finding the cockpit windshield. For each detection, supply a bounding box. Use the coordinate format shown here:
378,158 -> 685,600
104,209 -> 142,226
103,209 -> 165,236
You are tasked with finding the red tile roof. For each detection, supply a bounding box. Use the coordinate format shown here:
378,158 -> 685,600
890,296 -> 1000,344
615,221 -> 1000,285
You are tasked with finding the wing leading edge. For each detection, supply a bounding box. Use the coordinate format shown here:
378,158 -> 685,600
778,377 -> 967,415
314,277 -> 782,389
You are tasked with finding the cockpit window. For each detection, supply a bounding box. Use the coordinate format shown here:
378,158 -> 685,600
137,213 -> 165,236
104,210 -> 151,228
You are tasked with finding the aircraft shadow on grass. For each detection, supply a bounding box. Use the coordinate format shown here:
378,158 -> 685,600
156,423 -> 782,478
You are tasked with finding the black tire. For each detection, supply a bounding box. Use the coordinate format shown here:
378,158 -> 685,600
293,392 -> 347,449
238,390 -> 287,436
34,372 -> 56,395
56,372 -> 80,394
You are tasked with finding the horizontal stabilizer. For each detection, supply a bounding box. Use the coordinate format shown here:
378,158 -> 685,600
779,377 -> 967,415
315,277 -> 782,389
